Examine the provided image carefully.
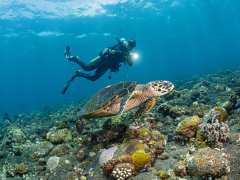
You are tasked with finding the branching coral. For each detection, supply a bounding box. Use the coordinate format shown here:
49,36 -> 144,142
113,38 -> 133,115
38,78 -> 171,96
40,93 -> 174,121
112,163 -> 134,179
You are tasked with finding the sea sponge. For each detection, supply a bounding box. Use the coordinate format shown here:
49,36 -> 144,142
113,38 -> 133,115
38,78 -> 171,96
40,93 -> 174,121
103,159 -> 121,173
131,151 -> 150,171
121,155 -> 133,164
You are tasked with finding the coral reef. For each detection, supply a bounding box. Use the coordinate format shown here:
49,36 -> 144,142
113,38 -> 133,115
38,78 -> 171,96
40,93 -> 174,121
3,66 -> 240,179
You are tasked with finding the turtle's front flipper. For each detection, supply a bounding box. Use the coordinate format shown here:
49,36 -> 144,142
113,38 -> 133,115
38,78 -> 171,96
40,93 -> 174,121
118,90 -> 142,117
135,97 -> 157,117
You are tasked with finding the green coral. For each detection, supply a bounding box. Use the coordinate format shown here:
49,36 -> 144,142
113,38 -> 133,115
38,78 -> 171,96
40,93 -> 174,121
42,132 -> 48,139
76,121 -> 81,133
15,163 -> 28,174
111,116 -> 122,125
56,122 -> 68,129
50,115 -> 60,120
47,129 -> 72,144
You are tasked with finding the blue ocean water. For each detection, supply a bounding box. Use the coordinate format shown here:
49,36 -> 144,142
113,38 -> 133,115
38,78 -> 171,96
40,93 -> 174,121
0,0 -> 240,116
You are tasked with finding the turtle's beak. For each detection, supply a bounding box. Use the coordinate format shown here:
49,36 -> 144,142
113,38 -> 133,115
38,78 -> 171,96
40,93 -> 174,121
162,81 -> 174,91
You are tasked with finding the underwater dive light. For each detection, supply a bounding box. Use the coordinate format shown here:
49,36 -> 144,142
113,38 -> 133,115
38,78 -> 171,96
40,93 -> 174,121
131,53 -> 139,60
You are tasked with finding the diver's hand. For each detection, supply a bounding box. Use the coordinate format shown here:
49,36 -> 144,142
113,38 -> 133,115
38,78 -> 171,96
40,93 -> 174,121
64,45 -> 71,58
68,56 -> 79,62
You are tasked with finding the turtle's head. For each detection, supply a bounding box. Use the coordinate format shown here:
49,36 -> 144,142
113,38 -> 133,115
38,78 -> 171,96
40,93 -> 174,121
147,80 -> 174,97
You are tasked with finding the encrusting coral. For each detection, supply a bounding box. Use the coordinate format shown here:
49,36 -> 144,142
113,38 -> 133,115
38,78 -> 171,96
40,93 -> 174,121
174,116 -> 202,140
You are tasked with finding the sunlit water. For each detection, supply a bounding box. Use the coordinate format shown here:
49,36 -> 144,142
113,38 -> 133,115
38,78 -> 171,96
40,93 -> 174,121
0,0 -> 240,116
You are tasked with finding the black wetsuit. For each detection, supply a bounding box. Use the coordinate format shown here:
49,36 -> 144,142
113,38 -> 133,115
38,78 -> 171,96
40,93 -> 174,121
72,42 -> 133,81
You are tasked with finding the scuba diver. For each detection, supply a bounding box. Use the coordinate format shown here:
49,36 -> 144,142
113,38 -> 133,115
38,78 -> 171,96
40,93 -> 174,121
61,37 -> 136,94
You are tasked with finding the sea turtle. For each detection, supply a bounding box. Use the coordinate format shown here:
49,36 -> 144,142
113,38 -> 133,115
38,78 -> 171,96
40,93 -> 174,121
77,80 -> 174,131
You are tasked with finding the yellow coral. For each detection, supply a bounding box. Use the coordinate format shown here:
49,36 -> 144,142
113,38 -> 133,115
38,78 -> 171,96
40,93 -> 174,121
69,173 -> 78,180
139,127 -> 151,139
131,151 -> 150,170
212,107 -> 227,122
158,170 -> 175,179
196,130 -> 207,148
158,170 -> 169,179
136,144 -> 147,151
175,116 -> 202,138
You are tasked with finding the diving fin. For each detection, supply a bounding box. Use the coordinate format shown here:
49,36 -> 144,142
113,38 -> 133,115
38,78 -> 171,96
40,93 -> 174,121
64,45 -> 71,58
61,80 -> 71,94
61,70 -> 82,94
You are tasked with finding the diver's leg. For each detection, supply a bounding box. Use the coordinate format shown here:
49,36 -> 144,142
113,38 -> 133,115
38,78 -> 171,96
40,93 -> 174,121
77,61 -> 111,81
78,69 -> 107,81
68,56 -> 103,71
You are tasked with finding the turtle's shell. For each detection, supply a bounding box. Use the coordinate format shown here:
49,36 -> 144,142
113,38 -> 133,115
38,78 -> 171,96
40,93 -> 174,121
78,81 -> 139,117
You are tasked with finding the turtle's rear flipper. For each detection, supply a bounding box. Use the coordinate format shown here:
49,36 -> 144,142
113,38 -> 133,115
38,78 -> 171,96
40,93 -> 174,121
135,97 -> 156,117
76,118 -> 89,133
118,90 -> 142,116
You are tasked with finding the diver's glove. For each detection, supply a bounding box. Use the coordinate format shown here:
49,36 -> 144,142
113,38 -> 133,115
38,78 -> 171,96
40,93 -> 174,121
64,45 -> 71,58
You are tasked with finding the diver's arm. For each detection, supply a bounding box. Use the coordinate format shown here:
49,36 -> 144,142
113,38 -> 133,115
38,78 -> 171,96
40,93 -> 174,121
125,55 -> 133,66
